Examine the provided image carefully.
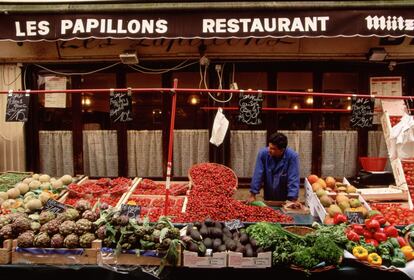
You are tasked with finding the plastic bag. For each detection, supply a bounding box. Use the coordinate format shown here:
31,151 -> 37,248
209,108 -> 229,147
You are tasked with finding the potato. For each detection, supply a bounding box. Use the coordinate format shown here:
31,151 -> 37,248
16,182 -> 29,195
29,180 -> 41,190
0,191 -> 8,200
60,174 -> 73,185
39,174 -> 51,183
25,199 -> 42,211
7,188 -> 20,199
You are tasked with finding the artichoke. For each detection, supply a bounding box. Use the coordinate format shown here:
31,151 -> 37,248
11,217 -> 31,235
75,218 -> 92,235
0,215 -> 11,228
64,233 -> 79,248
50,233 -> 64,248
8,212 -> 27,223
59,220 -> 76,236
112,215 -> 129,226
39,211 -> 56,225
95,225 -> 107,240
17,231 -> 35,248
34,232 -> 50,247
0,224 -> 14,240
46,219 -> 62,236
82,210 -> 98,222
64,208 -> 80,221
79,233 -> 95,248
30,221 -> 41,233
75,199 -> 92,213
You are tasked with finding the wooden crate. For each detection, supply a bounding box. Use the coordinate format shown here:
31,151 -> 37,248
182,250 -> 227,268
0,240 -> 12,264
11,239 -> 99,265
97,240 -> 181,266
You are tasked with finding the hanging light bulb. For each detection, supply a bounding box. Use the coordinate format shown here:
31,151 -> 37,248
188,94 -> 200,105
305,97 -> 313,105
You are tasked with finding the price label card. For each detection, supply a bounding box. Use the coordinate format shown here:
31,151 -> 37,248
224,219 -> 244,230
238,93 -> 263,125
120,204 -> 141,219
350,97 -> 374,128
345,211 -> 364,224
110,92 -> 133,123
5,94 -> 30,122
43,199 -> 67,214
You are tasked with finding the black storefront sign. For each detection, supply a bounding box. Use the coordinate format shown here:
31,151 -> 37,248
2,10 -> 414,41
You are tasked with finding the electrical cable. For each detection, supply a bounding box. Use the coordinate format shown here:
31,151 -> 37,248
33,62 -> 121,76
128,60 -> 199,74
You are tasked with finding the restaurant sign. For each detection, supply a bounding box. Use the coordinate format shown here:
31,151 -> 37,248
3,10 -> 414,41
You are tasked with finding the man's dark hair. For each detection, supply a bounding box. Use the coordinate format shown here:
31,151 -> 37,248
269,132 -> 288,149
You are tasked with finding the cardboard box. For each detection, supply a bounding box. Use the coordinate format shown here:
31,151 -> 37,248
391,158 -> 408,190
227,251 -> 271,268
11,239 -> 99,265
0,240 -> 11,264
304,178 -> 316,216
182,250 -> 227,268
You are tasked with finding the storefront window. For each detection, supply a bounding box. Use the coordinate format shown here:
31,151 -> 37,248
277,72 -> 312,130
126,72 -> 162,129
322,72 -> 358,130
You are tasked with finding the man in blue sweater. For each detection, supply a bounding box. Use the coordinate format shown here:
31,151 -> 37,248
248,132 -> 300,202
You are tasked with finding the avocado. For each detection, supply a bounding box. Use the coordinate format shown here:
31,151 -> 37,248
188,242 -> 198,252
204,218 -> 214,227
232,231 -> 240,240
249,238 -> 257,249
226,240 -> 237,251
214,221 -> 222,229
199,225 -> 209,237
203,237 -> 213,248
190,229 -> 202,241
235,245 -> 245,254
239,233 -> 249,245
245,243 -> 252,251
223,227 -> 232,238
194,221 -> 202,229
211,227 -> 223,239
213,238 -> 222,251
186,224 -> 194,236
256,247 -> 264,253
245,248 -> 254,257
218,244 -> 227,252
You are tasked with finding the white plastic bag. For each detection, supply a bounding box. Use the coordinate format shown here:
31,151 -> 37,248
209,108 -> 229,147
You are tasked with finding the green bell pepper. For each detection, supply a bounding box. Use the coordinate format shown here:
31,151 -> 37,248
389,237 -> 401,249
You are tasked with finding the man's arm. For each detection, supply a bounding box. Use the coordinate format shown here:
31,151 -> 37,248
287,153 -> 300,201
249,149 -> 265,202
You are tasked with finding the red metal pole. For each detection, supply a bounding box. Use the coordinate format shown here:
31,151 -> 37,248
164,79 -> 178,216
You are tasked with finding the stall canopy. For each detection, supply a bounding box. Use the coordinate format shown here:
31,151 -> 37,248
3,10 -> 414,41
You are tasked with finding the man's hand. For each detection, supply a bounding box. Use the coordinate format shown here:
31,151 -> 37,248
247,193 -> 256,204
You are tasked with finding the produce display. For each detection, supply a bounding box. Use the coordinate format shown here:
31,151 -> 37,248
345,212 -> 413,269
64,177 -> 132,207
371,203 -> 414,226
0,172 -> 32,192
173,163 -> 293,223
306,174 -> 369,224
133,179 -> 189,196
0,173 -> 74,214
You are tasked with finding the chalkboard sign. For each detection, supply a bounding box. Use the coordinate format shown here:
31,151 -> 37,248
43,198 -> 67,214
5,93 -> 30,122
350,97 -> 374,128
345,210 -> 364,224
110,92 -> 132,122
238,92 -> 263,125
120,204 -> 141,219
224,219 -> 244,230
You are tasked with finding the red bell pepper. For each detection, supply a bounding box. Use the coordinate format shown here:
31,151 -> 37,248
365,219 -> 380,231
365,238 -> 379,247
346,230 -> 360,242
371,214 -> 387,226
352,224 -> 364,235
333,213 -> 348,225
373,231 -> 388,243
384,225 -> 399,237
363,229 -> 373,239
397,236 -> 407,247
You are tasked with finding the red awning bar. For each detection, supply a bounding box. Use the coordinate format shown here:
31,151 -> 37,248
2,87 -> 414,101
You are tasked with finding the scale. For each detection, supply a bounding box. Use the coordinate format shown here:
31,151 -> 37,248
350,170 -> 395,188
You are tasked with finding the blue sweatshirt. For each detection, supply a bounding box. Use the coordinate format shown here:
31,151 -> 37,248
250,147 -> 300,201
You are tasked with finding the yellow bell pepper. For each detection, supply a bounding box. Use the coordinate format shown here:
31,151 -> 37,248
367,253 -> 382,266
353,246 -> 368,261
401,246 -> 414,261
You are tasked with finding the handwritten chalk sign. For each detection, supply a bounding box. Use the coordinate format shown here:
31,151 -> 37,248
238,93 -> 263,125
110,92 -> 132,122
5,94 -> 30,122
120,204 -> 141,219
224,219 -> 244,230
350,97 -> 374,128
43,199 -> 67,214
345,210 -> 364,224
